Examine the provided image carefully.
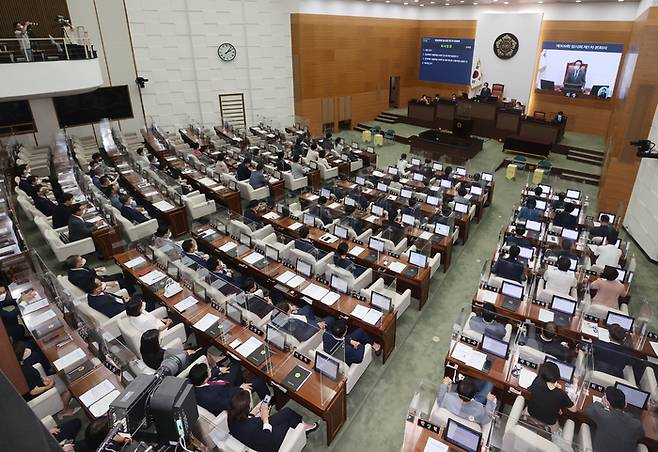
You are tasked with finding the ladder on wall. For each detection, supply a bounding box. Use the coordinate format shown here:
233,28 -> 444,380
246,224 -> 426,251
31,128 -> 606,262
219,93 -> 246,131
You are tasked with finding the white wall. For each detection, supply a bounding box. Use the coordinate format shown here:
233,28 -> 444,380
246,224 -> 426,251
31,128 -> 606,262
623,106 -> 658,261
125,0 -> 295,131
472,13 -> 542,105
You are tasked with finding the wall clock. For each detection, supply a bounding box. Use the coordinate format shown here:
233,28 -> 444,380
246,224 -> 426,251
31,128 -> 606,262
493,33 -> 519,60
218,42 -> 236,62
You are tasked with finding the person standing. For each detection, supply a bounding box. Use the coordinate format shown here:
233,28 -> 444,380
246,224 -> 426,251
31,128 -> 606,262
13,21 -> 33,61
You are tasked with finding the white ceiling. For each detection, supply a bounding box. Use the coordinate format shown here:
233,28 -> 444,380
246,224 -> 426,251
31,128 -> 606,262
360,0 -> 636,5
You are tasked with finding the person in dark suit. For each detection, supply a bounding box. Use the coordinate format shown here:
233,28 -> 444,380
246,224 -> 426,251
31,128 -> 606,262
506,224 -> 531,249
323,318 -> 381,365
275,152 -> 291,172
206,256 -> 237,286
590,214 -> 615,240
479,82 -> 491,98
593,324 -> 637,378
333,242 -> 365,277
491,245 -> 525,283
119,195 -> 149,224
383,208 -> 405,245
68,203 -> 94,242
518,197 -> 541,222
309,196 -> 334,226
249,163 -> 268,189
322,132 -> 334,151
32,186 -> 56,217
564,60 -> 586,89
87,278 -> 128,318
551,192 -> 567,210
188,361 -> 270,416
401,198 -> 418,218
181,239 -> 210,268
228,390 -> 317,452
554,239 -> 578,262
20,175 -> 40,198
236,156 -> 252,181
343,205 -> 365,236
66,255 -> 134,294
553,203 -> 578,229
294,226 -> 318,257
243,200 -> 264,228
523,321 -> 574,362
275,301 -> 334,334
52,193 -> 75,229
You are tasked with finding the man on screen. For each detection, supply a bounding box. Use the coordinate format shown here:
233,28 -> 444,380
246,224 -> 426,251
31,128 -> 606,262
563,60 -> 586,89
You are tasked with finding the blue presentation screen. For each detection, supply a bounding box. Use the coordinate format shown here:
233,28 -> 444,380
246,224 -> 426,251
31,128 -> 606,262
419,37 -> 475,85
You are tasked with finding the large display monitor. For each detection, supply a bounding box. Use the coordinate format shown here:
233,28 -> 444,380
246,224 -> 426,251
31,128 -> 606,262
535,42 -> 624,99
54,85 -> 133,127
419,38 -> 475,85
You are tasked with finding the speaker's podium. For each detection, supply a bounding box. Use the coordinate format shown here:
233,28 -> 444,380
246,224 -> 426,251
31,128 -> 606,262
453,118 -> 474,138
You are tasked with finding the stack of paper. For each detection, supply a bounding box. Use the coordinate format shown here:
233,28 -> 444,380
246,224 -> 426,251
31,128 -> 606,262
199,228 -> 217,238
423,437 -> 449,452
538,308 -> 554,323
153,200 -> 175,211
219,242 -> 237,252
288,222 -> 303,231
351,305 -> 383,325
20,298 -> 49,315
244,252 -> 265,265
286,275 -> 306,289
79,379 -> 115,410
320,292 -> 340,306
388,262 -> 407,273
597,327 -> 611,342
235,337 -> 263,357
307,194 -> 319,201
24,309 -> 56,330
174,296 -> 198,312
365,215 -> 379,223
451,342 -> 487,370
164,283 -> 183,298
276,271 -> 296,284
198,177 -> 215,186
124,256 -> 146,269
518,367 -> 537,389
194,313 -> 220,331
387,195 -> 398,201
349,246 -> 365,257
419,231 -> 433,240
301,283 -> 329,301
478,289 -> 498,304
140,270 -> 166,285
53,348 -> 86,371
263,212 -> 280,220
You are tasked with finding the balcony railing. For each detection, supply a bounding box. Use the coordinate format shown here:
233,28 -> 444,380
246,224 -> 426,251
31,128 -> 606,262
1,29 -> 97,63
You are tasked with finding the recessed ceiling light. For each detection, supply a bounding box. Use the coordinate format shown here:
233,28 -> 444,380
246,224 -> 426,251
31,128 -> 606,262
575,0 -> 581,2
618,0 -> 624,2
385,0 -> 390,3
431,1 -> 436,3
538,1 -> 543,3
404,1 -> 409,4
503,1 -> 509,3
473,1 -> 478,4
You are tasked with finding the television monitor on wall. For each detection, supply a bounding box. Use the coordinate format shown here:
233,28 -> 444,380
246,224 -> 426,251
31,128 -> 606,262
535,42 -> 623,99
0,100 -> 35,134
419,38 -> 475,85
54,85 -> 133,127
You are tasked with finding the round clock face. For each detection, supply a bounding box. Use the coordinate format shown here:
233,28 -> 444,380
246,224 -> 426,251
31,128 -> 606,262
218,43 -> 236,62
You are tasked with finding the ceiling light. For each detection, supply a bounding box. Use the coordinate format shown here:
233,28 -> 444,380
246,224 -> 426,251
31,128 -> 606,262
404,1 -> 409,3
473,1 -> 478,4
420,3 -> 425,5
503,1 -> 509,3
538,0 -> 543,2
431,1 -> 436,3
575,0 -> 581,2
618,0 -> 624,2
385,0 -> 390,3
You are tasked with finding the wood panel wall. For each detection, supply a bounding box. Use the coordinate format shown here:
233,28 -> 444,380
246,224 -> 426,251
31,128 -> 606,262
0,0 -> 70,39
597,8 -> 658,217
528,20 -> 633,136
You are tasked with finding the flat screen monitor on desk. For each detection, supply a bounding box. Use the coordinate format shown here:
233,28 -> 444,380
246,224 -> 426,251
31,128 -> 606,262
454,202 -> 469,214
433,163 -> 443,171
435,223 -> 450,236
388,166 -> 398,176
321,188 -> 331,199
538,184 -> 552,195
427,195 -> 440,206
535,199 -> 547,211
544,357 -> 575,384
303,213 -> 315,227
561,228 -> 579,240
266,325 -> 286,351
330,275 -> 349,294
369,237 -> 385,253
402,214 -> 415,227
566,189 -> 581,200
355,176 -> 365,186
314,350 -> 340,381
409,251 -> 428,269
501,281 -> 524,300
481,334 -> 509,359
377,182 -> 388,193
614,382 -> 650,410
413,173 -> 424,182
371,291 -> 392,312
444,418 -> 482,452
372,205 -> 384,217
518,246 -> 534,261
227,302 -> 242,324
440,179 -> 452,189
411,158 -> 421,166
296,258 -> 312,277
605,311 -> 634,332
551,295 -> 577,316
470,185 -> 483,196
344,197 -> 355,207
481,172 -> 493,182
400,189 -> 413,199
525,220 -> 542,232
265,245 -> 279,262
455,167 -> 466,176
240,233 -> 252,247
334,225 -> 348,240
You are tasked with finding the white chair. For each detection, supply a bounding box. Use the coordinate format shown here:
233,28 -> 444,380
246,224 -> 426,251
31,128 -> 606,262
253,233 -> 294,257
324,263 -> 372,292
313,343 -> 372,394
487,274 -> 526,290
117,307 -> 187,358
28,364 -> 64,420
360,278 -> 411,318
461,312 -> 513,343
44,229 -> 95,262
318,163 -> 339,181
228,220 -> 274,241
588,368 -> 636,390
182,194 -> 216,220
286,248 -> 334,275
237,179 -> 269,201
429,397 -> 494,446
282,171 -> 308,192
502,396 -> 574,452
640,367 -> 658,407
374,231 -> 407,255
74,290 -> 129,338
536,278 -> 577,304
114,213 -> 159,242
213,411 -> 307,452
402,245 -> 441,278
579,422 -> 648,452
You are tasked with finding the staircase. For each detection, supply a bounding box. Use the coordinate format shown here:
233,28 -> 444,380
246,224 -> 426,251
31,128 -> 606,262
559,170 -> 601,186
374,111 -> 399,124
566,147 -> 604,166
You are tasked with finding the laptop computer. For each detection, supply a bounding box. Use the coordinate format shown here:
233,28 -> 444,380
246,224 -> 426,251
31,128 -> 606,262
550,295 -> 577,328
444,418 -> 482,452
405,250 -> 427,278
480,334 -> 509,373
615,382 -> 650,417
540,79 -> 555,91
500,281 -> 524,311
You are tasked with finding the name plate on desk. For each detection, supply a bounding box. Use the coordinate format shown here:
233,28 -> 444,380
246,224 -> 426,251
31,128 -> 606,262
417,418 -> 441,434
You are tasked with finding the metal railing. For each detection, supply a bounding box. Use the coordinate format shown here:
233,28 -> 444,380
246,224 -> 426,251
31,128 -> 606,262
0,27 -> 96,63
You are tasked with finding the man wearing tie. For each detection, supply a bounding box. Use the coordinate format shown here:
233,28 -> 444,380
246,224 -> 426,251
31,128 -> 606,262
87,278 -> 128,318
66,255 -> 134,294
564,60 -> 586,89
68,203 -> 94,242
479,82 -> 491,98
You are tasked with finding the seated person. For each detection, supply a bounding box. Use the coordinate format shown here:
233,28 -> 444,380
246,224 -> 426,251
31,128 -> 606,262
119,195 -> 149,224
306,143 -> 320,162
592,231 -> 622,269
294,226 -> 319,257
584,386 -> 645,452
309,196 -> 334,226
479,82 -> 491,98
21,175 -> 40,197
189,360 -> 270,416
238,278 -> 276,319
553,203 -> 578,229
590,266 -> 627,310
63,417 -> 131,452
136,147 -> 149,163
422,158 -> 434,179
108,184 -> 122,209
506,224 -> 531,249
236,156 -> 252,181
383,208 -> 405,245
125,295 -> 172,332
273,302 -> 327,343
554,238 -> 578,262
468,303 -> 507,340
87,278 -> 128,318
227,390 -> 318,452
244,200 -> 264,228
207,256 -> 237,285
396,153 -> 410,176
98,176 -> 113,198
273,151 -> 290,172
523,321 -> 574,362
491,245 -> 525,283
67,203 -> 94,242
276,301 -> 333,332
543,256 -> 577,297
215,154 -> 229,174
249,163 -> 268,189
518,197 -> 541,222
66,254 -> 134,294
342,205 -> 365,236
453,186 -> 470,206
436,376 -> 496,426
52,193 -> 75,229
401,198 -> 418,219
527,361 -> 575,429
592,324 -> 635,378
323,318 -> 381,365
389,174 -> 403,191
140,329 -> 198,371
181,239 -> 210,268
32,186 -> 56,217
291,154 -> 306,179
333,242 -> 366,277
322,132 -> 334,151
153,225 -> 177,250
317,149 -> 330,168
533,186 -> 545,198
590,214 -> 615,241
551,192 -> 567,210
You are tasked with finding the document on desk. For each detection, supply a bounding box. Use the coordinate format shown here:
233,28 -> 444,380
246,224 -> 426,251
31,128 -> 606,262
478,289 -> 498,305
89,389 -> 120,418
301,283 -> 329,301
597,327 -> 611,343
430,186 -> 441,192
276,271 -> 295,284
451,343 -> 487,370
518,368 -> 537,389
262,212 -> 280,220
387,195 -> 398,201
364,215 -> 379,223
198,177 -> 215,186
20,298 -> 49,315
580,320 -> 599,337
140,270 -> 166,285
419,231 -> 433,241
199,228 -> 217,238
79,379 -> 115,408
286,275 -> 306,289
320,291 -> 340,306
194,313 -> 220,332
24,309 -> 56,330
423,437 -> 449,452
288,222 -> 303,231
153,200 -> 175,212
388,262 -> 407,274
363,309 -> 383,325
306,194 -> 319,201
218,242 -> 237,253
538,308 -> 554,323
372,171 -> 386,178
319,233 -> 338,244
236,337 -> 262,357
327,202 -> 341,209
349,246 -> 365,257
351,304 -> 370,319
124,256 -> 146,269
53,348 -> 86,371
164,283 -> 183,298
86,216 -> 103,223
244,252 -> 265,265
174,296 -> 198,312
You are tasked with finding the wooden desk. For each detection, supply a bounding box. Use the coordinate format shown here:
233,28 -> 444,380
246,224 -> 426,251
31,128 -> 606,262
402,415 -> 474,452
115,249 -> 348,444
503,135 -> 552,159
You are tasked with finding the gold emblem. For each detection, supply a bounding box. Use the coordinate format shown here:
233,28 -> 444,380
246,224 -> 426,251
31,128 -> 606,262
494,33 -> 519,59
